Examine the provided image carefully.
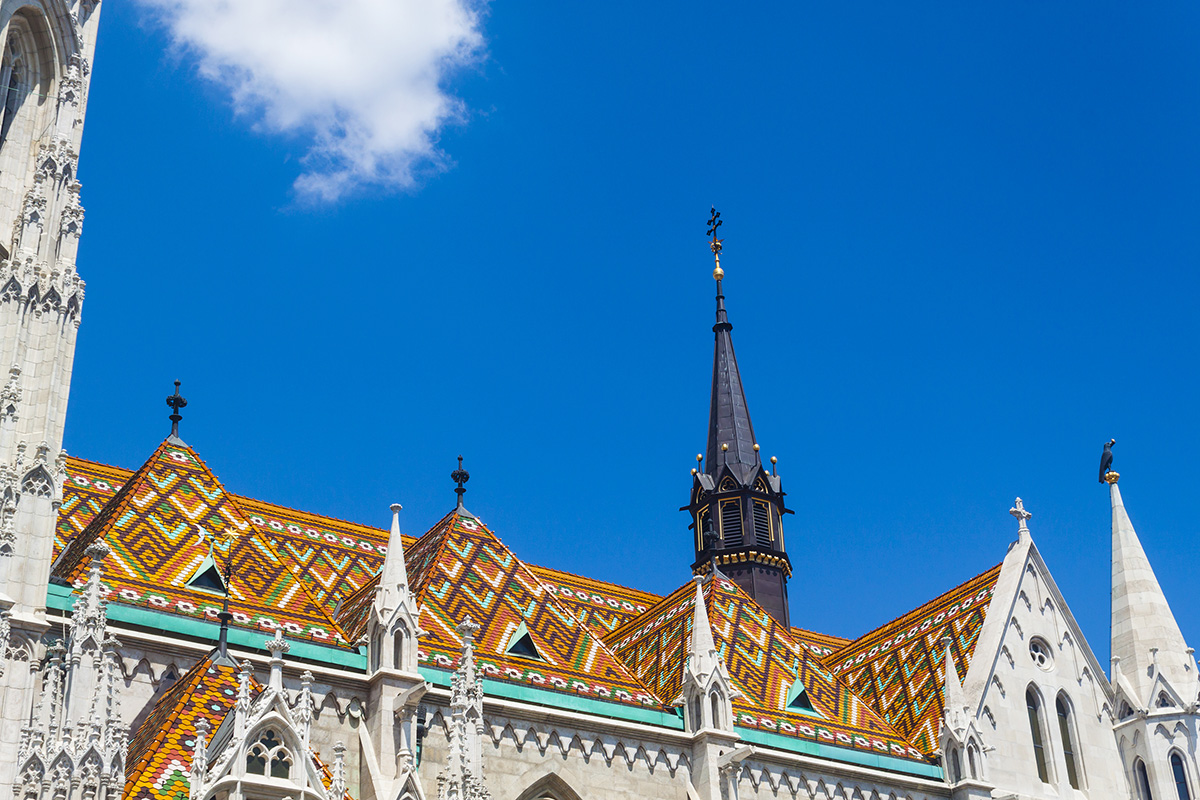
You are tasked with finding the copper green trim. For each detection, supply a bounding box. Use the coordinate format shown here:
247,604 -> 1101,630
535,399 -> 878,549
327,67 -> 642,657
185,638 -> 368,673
737,728 -> 942,779
46,587 -> 366,669
419,667 -> 685,729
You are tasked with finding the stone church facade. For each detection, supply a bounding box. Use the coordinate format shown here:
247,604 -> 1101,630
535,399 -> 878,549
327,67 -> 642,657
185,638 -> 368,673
0,4 -> 1193,800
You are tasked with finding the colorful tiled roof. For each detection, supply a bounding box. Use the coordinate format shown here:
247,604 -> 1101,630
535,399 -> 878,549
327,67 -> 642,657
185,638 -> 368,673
526,563 -> 659,636
605,576 -> 929,764
790,626 -> 851,660
125,652 -> 346,800
828,564 -> 1003,755
125,655 -> 240,800
340,510 -> 665,709
53,441 -> 348,645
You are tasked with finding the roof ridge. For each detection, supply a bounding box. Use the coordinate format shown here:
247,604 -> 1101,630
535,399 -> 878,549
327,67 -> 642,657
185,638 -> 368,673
415,513 -> 666,708
157,443 -> 352,644
831,562 -> 1004,660
233,493 -> 391,538
526,562 -> 662,601
603,579 -> 697,648
54,439 -> 174,581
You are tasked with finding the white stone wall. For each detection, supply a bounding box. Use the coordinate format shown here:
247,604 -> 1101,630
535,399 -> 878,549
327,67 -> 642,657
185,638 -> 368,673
968,544 -> 1127,799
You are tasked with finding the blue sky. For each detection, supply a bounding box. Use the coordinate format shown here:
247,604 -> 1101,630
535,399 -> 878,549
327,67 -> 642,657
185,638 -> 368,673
69,2 -> 1200,658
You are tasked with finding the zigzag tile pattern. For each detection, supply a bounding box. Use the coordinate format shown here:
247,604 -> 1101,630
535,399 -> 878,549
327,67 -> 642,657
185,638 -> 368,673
528,563 -> 659,636
343,511 -> 664,709
54,442 -> 347,644
606,577 -> 927,763
829,564 -> 1002,755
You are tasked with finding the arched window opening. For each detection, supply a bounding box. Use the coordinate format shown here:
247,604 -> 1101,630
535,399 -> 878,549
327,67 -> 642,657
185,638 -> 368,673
752,500 -> 772,547
246,744 -> 267,775
0,36 -> 27,152
1159,691 -> 1176,708
1137,759 -> 1155,800
393,631 -> 405,670
1056,695 -> 1081,789
1026,687 -> 1050,783
270,749 -> 292,779
689,697 -> 702,731
950,748 -> 962,783
967,742 -> 979,779
1172,753 -> 1192,800
720,500 -> 742,546
710,692 -> 721,729
1120,701 -> 1135,720
247,730 -> 291,779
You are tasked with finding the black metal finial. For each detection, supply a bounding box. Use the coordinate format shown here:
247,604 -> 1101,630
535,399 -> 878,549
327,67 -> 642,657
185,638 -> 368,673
707,206 -> 723,256
166,380 -> 187,439
451,455 -> 470,509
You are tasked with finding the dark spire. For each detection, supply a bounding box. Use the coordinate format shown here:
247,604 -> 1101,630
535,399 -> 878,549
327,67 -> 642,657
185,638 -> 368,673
704,209 -> 759,486
166,380 -> 187,441
451,455 -> 470,510
685,208 -> 791,627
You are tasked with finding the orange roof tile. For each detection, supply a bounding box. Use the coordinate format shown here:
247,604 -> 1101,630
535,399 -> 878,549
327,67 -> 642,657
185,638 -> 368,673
606,576 -> 928,764
54,442 -> 348,645
828,564 -> 1003,755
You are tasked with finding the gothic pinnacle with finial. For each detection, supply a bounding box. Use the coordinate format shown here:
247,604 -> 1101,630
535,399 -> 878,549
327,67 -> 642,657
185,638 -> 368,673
451,455 -> 470,510
166,380 -> 187,439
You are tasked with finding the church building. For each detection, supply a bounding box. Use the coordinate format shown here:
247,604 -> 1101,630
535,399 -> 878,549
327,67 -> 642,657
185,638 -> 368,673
0,3 -> 1194,800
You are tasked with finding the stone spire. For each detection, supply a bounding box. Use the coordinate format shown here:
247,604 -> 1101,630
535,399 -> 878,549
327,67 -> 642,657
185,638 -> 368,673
438,617 -> 490,800
1108,475 -> 1194,702
688,576 -> 719,678
375,503 -> 409,615
940,636 -> 967,732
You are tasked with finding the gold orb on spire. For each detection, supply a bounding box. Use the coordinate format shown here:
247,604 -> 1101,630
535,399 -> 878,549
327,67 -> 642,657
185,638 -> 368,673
713,263 -> 724,281
1105,471 -> 1120,484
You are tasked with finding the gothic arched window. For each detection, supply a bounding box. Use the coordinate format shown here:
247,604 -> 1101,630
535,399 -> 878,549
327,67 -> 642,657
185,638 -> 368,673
709,691 -> 722,729
949,748 -> 961,783
246,729 -> 292,779
1025,687 -> 1050,783
1056,694 -> 1081,789
967,741 -> 979,779
1136,759 -> 1155,800
1172,752 -> 1192,800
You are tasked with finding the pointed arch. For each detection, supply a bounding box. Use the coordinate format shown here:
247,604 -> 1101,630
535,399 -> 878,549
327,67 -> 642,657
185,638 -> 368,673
1025,684 -> 1052,784
1171,751 -> 1193,800
1136,758 -> 1155,800
515,773 -> 585,800
21,465 -> 53,497
1055,691 -> 1083,789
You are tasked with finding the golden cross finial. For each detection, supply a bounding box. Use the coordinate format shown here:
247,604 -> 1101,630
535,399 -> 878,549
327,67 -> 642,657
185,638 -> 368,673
707,206 -> 724,280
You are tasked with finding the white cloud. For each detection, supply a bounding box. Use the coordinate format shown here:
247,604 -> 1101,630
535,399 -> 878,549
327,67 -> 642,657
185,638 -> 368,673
138,0 -> 487,202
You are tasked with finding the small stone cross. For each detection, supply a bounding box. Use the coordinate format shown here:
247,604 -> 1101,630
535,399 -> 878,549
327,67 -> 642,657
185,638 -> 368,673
1010,497 -> 1032,533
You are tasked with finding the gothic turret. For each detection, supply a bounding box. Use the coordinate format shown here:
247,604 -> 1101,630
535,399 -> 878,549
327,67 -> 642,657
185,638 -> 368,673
685,209 -> 791,626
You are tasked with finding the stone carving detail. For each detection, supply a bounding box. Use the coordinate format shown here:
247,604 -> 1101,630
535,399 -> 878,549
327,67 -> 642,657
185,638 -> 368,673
437,618 -> 491,800
14,544 -> 127,800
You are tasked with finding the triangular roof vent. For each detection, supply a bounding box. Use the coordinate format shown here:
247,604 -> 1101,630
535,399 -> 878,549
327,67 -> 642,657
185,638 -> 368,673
505,622 -> 542,661
187,549 -> 227,594
786,678 -> 815,713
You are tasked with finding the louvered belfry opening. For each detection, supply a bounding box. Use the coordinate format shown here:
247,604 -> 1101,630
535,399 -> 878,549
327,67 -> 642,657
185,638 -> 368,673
721,499 -> 743,546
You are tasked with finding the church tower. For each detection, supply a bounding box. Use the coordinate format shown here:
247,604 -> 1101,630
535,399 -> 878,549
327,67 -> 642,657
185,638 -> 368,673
685,210 -> 791,626
1106,470 -> 1200,800
0,1 -> 103,795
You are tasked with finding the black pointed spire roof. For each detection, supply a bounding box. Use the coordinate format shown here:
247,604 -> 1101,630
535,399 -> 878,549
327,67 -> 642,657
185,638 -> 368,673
706,279 -> 760,486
